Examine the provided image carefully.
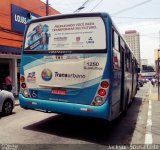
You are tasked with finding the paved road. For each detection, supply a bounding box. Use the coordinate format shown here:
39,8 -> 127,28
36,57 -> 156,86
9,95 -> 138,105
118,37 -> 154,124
0,83 -> 152,147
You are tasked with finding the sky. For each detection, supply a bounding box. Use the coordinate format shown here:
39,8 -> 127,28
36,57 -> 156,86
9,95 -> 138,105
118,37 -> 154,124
41,0 -> 160,65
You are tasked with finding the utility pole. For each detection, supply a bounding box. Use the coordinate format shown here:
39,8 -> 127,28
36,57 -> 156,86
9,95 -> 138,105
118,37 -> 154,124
158,49 -> 159,101
46,0 -> 49,16
158,31 -> 160,101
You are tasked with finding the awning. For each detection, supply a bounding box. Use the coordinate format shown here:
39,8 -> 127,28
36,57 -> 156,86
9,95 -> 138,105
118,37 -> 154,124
0,45 -> 22,55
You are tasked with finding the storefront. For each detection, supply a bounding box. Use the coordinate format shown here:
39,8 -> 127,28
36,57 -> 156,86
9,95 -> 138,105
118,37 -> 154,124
0,0 -> 59,95
0,45 -> 21,94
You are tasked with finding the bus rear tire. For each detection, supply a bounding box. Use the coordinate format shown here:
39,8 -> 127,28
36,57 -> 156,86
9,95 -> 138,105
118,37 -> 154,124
122,92 -> 129,117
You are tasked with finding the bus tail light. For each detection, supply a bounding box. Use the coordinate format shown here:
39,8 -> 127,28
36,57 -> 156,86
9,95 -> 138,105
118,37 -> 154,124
20,75 -> 30,98
21,83 -> 27,89
20,76 -> 25,82
23,89 -> 30,97
95,96 -> 103,104
101,81 -> 109,88
91,80 -> 109,106
98,89 -> 106,96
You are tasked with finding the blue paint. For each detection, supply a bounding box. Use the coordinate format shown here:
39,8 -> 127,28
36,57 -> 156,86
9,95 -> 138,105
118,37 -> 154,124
11,4 -> 40,33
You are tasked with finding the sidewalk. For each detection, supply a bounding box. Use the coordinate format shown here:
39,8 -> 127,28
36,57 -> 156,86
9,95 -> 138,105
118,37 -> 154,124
148,86 -> 160,144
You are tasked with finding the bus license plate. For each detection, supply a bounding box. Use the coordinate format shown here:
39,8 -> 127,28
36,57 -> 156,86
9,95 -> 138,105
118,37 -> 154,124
52,89 -> 66,95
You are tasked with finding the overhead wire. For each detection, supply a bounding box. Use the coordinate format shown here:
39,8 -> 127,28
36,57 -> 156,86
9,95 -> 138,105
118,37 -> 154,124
74,0 -> 91,13
0,0 -> 158,37
42,0 -> 86,13
112,0 -> 153,16
112,16 -> 160,20
90,0 -> 104,12
67,0 -> 87,12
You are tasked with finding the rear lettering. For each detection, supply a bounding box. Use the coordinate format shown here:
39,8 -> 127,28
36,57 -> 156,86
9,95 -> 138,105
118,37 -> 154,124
54,72 -> 85,79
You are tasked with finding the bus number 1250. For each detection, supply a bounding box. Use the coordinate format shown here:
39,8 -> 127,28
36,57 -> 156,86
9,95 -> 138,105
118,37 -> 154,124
87,62 -> 99,66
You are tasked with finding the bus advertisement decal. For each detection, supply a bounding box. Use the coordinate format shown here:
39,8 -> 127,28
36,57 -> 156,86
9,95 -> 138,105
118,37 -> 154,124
25,24 -> 50,51
24,17 -> 106,52
27,72 -> 36,83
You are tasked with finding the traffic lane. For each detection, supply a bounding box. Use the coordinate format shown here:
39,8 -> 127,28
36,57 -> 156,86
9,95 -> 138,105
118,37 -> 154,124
0,108 -> 56,143
22,96 -> 145,145
0,85 -> 149,144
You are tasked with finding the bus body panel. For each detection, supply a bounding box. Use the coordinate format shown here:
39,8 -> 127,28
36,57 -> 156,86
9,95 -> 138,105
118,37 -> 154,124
108,19 -> 138,120
20,15 -> 109,108
106,19 -> 123,120
20,53 -> 108,105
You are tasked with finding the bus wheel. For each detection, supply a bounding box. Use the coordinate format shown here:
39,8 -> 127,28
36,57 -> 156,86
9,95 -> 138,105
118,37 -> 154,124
122,92 -> 129,117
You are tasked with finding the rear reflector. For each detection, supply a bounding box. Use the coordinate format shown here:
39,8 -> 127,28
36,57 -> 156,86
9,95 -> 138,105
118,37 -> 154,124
27,102 -> 37,105
27,102 -> 32,105
80,108 -> 93,112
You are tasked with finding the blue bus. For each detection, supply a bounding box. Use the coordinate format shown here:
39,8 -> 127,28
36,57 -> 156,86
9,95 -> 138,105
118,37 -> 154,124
19,12 -> 139,121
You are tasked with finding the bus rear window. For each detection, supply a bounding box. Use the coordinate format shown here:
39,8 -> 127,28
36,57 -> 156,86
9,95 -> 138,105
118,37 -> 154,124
24,17 -> 106,52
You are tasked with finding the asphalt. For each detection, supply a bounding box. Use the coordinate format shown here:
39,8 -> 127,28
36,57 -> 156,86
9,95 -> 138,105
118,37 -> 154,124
14,85 -> 160,144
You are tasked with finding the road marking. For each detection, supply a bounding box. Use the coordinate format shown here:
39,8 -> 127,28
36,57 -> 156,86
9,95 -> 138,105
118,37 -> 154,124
148,110 -> 151,116
147,119 -> 152,126
144,85 -> 152,144
145,134 -> 152,144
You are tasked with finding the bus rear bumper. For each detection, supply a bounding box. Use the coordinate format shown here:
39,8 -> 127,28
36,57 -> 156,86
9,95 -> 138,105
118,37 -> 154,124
19,94 -> 110,120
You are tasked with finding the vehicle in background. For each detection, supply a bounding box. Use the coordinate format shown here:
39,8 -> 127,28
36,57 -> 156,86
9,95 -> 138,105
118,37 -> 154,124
138,80 -> 144,87
0,89 -> 15,116
141,71 -> 156,81
138,73 -> 144,87
142,78 -> 147,83
145,78 -> 150,82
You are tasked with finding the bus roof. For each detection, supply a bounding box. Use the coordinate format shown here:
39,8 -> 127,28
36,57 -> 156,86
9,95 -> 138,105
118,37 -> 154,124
27,12 -> 111,24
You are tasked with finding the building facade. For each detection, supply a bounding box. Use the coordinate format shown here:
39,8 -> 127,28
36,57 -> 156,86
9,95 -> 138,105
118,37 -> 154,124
123,30 -> 141,67
154,49 -> 160,73
0,0 -> 59,95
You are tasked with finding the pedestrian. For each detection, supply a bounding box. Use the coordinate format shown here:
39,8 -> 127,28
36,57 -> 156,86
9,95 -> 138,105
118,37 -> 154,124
4,74 -> 12,92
